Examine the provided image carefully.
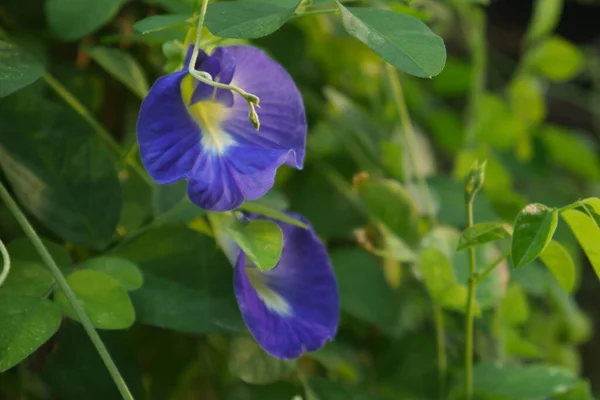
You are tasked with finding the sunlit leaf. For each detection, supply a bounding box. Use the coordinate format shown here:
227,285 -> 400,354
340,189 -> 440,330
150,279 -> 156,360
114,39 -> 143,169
0,295 -> 62,372
0,40 -> 44,98
226,219 -> 283,271
511,204 -> 558,268
457,222 -> 512,251
54,269 -> 135,330
528,36 -> 583,82
338,5 -> 446,78
561,209 -> 600,281
540,240 -> 576,293
206,0 -> 302,38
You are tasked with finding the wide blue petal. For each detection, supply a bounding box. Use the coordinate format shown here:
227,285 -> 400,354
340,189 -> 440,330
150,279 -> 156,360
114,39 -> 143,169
233,214 -> 339,359
136,71 -> 201,184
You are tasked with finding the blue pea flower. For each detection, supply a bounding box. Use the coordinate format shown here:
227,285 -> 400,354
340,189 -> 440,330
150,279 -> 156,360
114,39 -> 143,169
230,213 -> 339,359
137,46 -> 307,211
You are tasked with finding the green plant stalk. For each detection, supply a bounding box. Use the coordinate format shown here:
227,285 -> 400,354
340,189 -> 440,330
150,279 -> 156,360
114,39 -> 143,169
42,73 -> 153,186
459,6 -> 486,148
0,182 -> 134,400
386,63 -> 446,395
464,196 -> 477,400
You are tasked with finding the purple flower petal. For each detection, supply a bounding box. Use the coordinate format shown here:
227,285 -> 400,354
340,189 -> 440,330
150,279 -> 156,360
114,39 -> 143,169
233,214 -> 339,359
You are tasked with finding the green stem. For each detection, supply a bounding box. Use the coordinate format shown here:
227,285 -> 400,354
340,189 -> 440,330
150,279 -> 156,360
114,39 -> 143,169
0,182 -> 134,400
434,308 -> 447,399
385,64 -> 437,222
0,239 -> 10,287
42,73 -> 153,186
459,6 -> 486,148
464,196 -> 477,400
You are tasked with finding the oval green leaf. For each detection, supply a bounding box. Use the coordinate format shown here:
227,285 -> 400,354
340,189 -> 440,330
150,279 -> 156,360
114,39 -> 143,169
0,260 -> 54,297
359,178 -> 420,247
540,240 -> 576,293
205,0 -> 302,39
528,37 -> 583,82
134,14 -> 191,35
338,5 -> 446,78
240,201 -> 308,229
0,295 -> 62,372
511,204 -> 558,268
226,219 -> 283,271
0,100 -> 122,249
54,269 -> 135,330
457,222 -> 512,251
0,41 -> 44,98
86,46 -> 149,99
80,256 -> 144,291
46,0 -> 128,40
561,209 -> 600,282
228,336 -> 295,384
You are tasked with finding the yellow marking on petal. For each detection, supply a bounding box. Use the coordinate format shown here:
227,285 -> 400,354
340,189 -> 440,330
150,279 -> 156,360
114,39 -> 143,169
246,268 -> 293,317
180,75 -> 234,154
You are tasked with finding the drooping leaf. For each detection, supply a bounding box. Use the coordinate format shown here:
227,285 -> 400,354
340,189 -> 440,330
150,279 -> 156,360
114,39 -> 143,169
0,40 -> 44,98
472,362 -> 578,399
46,0 -> 128,40
228,337 -> 295,384
338,5 -> 446,78
0,295 -> 62,372
457,222 -> 512,251
134,14 -> 191,34
54,270 -> 135,330
86,46 -> 149,99
540,240 -> 576,293
206,0 -> 302,39
226,219 -> 283,271
359,178 -> 420,247
80,256 -> 144,291
511,204 -> 558,268
561,209 -> 600,281
112,225 -> 244,333
0,100 -> 122,249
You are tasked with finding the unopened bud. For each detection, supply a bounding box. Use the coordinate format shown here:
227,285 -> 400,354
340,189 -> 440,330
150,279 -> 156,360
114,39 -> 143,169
249,104 -> 260,131
465,160 -> 487,199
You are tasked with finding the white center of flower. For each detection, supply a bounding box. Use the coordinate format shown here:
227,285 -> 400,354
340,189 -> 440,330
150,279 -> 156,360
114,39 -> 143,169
246,267 -> 293,317
180,75 -> 235,154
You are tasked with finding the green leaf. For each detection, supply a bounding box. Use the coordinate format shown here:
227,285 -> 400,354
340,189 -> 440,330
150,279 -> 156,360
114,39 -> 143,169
205,0 -> 302,39
526,0 -> 564,43
226,219 -> 283,271
561,209 -> 600,281
540,240 -> 576,293
508,75 -> 546,124
228,336 -> 295,384
0,295 -> 62,372
472,362 -> 577,399
0,261 -> 53,297
541,126 -> 600,181
134,14 -> 191,34
330,248 -> 398,334
86,46 -> 149,99
240,201 -> 308,229
0,41 -> 44,98
528,37 -> 583,82
511,204 -> 558,268
6,237 -> 72,273
338,5 -> 446,78
419,248 -> 467,312
80,256 -> 144,291
499,283 -> 529,326
40,322 -> 145,400
359,178 -> 420,247
0,100 -> 122,249
152,181 -> 205,223
305,378 -> 386,400
54,270 -> 135,330
46,0 -> 128,40
112,225 -> 244,333
457,222 -> 512,251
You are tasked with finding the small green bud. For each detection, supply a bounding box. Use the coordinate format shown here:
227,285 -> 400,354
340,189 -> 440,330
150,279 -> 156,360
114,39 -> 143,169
465,159 -> 487,199
244,93 -> 260,107
248,103 -> 260,131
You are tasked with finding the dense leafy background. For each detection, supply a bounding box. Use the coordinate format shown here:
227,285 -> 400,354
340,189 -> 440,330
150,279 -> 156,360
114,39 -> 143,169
2,0 -> 600,399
